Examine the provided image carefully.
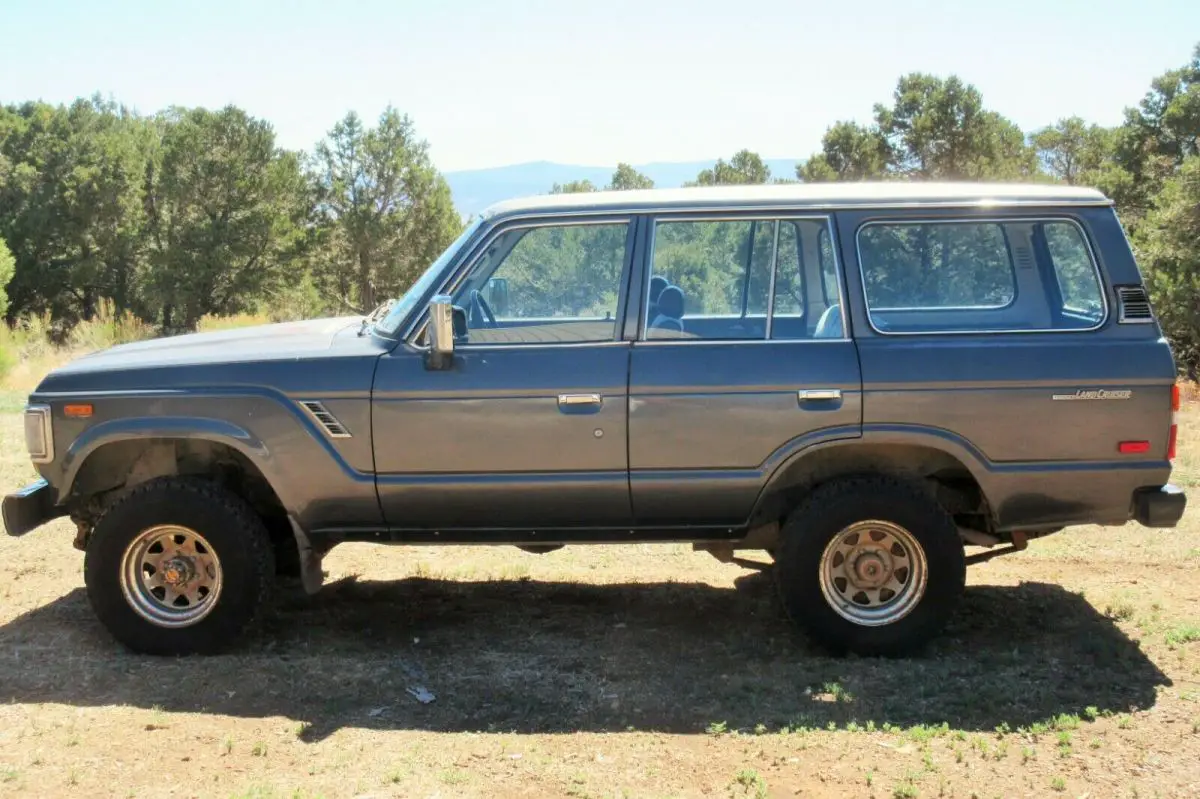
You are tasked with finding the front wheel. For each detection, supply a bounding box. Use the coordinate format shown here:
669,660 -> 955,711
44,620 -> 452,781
775,476 -> 965,656
84,477 -> 275,655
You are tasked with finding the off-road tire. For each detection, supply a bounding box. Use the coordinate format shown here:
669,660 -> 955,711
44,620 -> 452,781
775,476 -> 966,656
84,477 -> 275,655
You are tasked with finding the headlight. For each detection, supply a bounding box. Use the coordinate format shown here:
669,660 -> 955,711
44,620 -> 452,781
24,404 -> 53,463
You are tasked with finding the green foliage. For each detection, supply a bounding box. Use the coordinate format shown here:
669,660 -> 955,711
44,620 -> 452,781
0,96 -> 155,324
310,108 -> 462,313
550,179 -> 599,194
145,106 -> 308,331
1031,117 -> 1118,185
799,121 -> 890,181
551,164 -> 654,194
1137,155 -> 1200,374
800,73 -> 1034,182
0,237 -> 13,319
0,97 -> 465,340
692,149 -> 770,185
608,162 -> 654,190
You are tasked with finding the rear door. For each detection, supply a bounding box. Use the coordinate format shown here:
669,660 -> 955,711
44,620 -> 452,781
626,214 -> 863,528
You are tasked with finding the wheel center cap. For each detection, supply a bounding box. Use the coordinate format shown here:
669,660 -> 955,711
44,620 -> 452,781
852,552 -> 889,587
162,557 -> 194,587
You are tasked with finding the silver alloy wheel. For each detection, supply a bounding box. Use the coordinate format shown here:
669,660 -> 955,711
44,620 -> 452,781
818,520 -> 928,627
119,525 -> 223,628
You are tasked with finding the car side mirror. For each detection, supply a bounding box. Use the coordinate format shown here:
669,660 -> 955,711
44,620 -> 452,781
426,295 -> 460,370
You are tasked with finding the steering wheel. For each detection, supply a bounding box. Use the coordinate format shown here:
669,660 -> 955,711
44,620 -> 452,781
469,289 -> 497,328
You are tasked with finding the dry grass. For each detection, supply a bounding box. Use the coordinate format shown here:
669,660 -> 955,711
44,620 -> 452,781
1,415 -> 1200,796
0,307 -> 272,394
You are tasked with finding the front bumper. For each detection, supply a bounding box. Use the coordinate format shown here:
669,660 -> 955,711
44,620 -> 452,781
1133,484 -> 1187,528
3,479 -> 64,536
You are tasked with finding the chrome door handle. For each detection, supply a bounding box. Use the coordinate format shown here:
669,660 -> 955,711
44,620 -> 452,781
558,393 -> 602,407
797,389 -> 842,401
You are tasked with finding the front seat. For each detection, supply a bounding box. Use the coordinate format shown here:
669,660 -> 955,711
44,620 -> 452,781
649,285 -> 685,337
814,304 -> 843,338
647,275 -> 668,324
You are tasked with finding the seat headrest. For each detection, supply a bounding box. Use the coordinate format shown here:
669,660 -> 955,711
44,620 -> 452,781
649,275 -> 668,302
657,285 -> 684,318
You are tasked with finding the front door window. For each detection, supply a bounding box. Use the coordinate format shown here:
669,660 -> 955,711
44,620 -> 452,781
454,222 -> 629,345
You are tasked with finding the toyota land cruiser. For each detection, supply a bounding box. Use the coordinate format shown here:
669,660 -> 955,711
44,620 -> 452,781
3,183 -> 1186,656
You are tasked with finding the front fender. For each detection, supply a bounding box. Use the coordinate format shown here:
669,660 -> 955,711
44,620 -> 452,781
37,388 -> 382,531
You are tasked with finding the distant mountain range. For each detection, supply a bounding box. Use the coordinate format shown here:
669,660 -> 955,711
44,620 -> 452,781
443,158 -> 802,217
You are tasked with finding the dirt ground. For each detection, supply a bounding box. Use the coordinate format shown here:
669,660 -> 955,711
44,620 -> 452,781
1,409 -> 1198,798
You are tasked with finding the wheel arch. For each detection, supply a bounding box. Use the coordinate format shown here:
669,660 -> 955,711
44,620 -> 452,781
750,431 -> 993,533
62,420 -> 298,570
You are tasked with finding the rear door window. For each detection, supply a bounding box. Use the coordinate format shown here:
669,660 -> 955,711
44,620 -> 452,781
645,217 -> 842,341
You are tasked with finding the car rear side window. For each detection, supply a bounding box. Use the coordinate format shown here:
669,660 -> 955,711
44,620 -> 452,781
857,219 -> 1106,334
858,222 -> 1015,311
1043,221 -> 1105,326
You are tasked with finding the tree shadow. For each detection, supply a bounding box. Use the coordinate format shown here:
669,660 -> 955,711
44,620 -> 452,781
0,571 -> 1169,741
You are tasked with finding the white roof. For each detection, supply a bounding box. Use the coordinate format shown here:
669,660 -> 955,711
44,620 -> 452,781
481,181 -> 1110,219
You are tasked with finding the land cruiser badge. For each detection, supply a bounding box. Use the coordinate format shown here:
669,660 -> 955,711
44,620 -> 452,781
1051,389 -> 1133,401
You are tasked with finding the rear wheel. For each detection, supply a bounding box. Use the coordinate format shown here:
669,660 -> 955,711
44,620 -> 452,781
775,476 -> 965,656
85,477 -> 274,655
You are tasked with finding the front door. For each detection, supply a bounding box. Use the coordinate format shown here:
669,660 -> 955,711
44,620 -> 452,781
373,218 -> 636,532
627,215 -> 863,527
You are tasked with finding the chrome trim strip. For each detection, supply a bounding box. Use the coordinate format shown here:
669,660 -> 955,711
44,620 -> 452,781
853,216 -> 1109,336
631,338 -> 855,347
483,198 -> 1114,224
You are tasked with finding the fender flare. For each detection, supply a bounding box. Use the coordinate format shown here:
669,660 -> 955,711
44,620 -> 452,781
58,416 -> 282,505
749,423 -> 993,520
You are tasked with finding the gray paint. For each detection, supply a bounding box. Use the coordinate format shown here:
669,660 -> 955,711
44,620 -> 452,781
7,186 -> 1184,546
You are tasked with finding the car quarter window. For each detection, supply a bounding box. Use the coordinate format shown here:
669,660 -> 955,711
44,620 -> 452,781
645,217 -> 843,341
856,218 -> 1106,334
452,222 -> 629,345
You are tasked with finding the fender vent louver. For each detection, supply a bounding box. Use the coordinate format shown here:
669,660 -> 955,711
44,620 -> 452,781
299,400 -> 352,438
1116,285 -> 1154,323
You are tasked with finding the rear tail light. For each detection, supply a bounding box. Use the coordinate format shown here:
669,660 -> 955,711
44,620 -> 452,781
1168,383 -> 1180,460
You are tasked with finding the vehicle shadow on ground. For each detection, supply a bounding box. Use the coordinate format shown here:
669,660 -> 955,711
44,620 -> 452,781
0,571 -> 1169,740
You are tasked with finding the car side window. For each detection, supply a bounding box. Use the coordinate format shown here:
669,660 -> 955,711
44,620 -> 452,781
857,219 -> 1106,333
645,217 -> 843,341
818,226 -> 839,306
647,219 -> 765,340
1043,221 -> 1105,326
454,222 -> 628,345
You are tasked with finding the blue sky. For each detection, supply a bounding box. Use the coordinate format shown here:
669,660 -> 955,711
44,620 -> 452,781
2,0 -> 1198,171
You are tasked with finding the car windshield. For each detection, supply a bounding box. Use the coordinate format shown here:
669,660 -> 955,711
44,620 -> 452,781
372,220 -> 482,337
